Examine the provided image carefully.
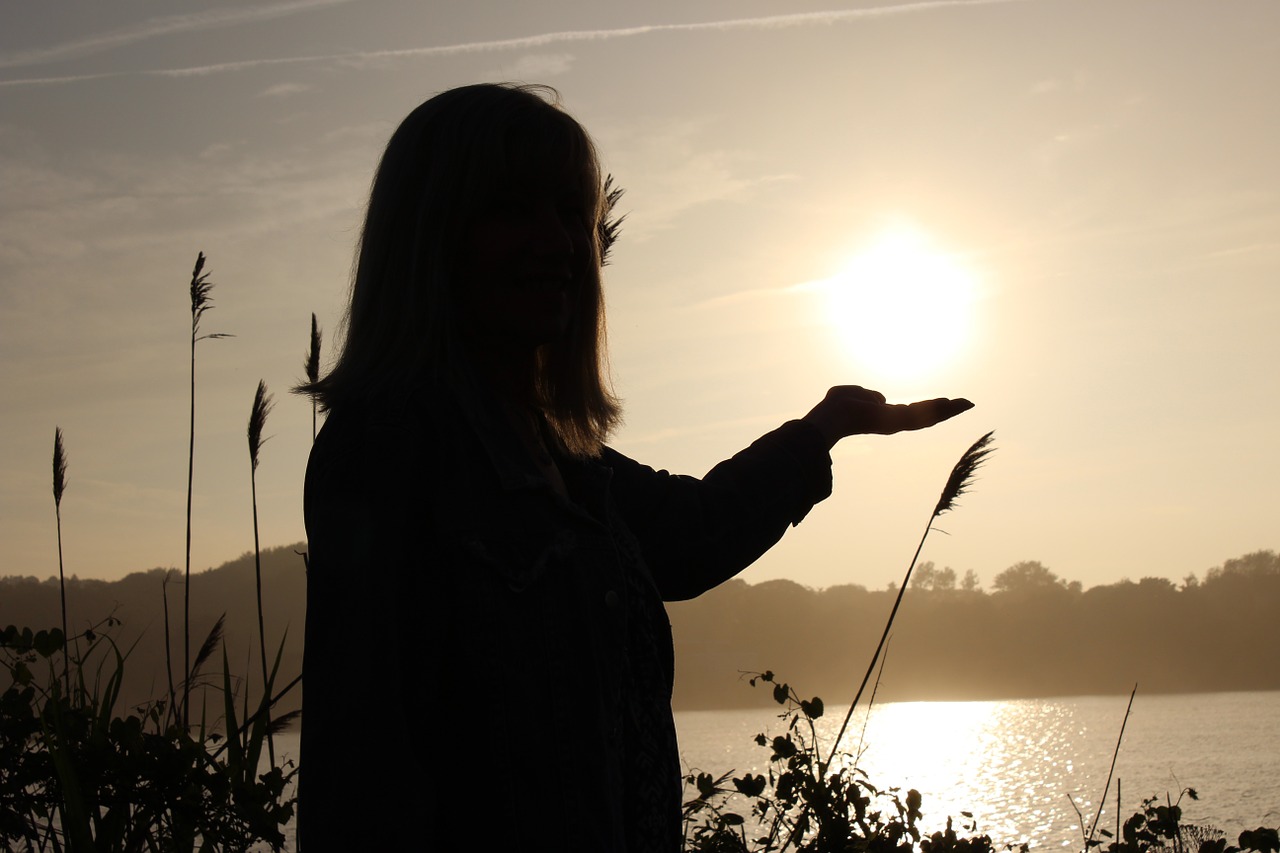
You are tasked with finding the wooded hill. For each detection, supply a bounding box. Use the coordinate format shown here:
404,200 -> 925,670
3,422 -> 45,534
2,548 -> 1277,714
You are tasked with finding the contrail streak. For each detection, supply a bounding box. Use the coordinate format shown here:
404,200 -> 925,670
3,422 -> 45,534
1,0 -> 1027,88
0,0 -> 360,71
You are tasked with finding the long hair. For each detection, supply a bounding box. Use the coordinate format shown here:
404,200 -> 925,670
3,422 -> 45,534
300,83 -> 621,456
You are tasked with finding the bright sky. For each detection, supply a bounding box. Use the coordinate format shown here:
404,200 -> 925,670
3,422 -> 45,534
2,0 -> 1277,590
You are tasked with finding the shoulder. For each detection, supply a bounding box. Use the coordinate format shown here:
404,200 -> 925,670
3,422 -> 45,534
305,392 -> 458,505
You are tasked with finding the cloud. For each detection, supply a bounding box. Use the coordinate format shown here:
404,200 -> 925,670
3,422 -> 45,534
1,0 -> 1029,87
491,53 -> 575,81
0,0 -> 361,70
258,82 -> 313,98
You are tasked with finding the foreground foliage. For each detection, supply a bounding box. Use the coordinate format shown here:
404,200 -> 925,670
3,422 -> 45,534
0,621 -> 296,852
681,673 -> 1280,853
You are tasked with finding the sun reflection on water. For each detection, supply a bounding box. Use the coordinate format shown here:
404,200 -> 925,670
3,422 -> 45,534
677,693 -> 1280,850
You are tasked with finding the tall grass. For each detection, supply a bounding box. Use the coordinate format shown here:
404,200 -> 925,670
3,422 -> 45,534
0,252 -> 297,851
761,431 -> 995,853
52,427 -> 70,696
824,430 -> 995,770
248,379 -> 276,768
185,252 -> 230,727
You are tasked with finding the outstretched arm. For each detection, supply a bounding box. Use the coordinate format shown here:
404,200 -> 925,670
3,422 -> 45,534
611,386 -> 974,601
800,385 -> 973,450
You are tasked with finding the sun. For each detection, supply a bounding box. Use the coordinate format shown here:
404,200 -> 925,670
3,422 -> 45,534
822,226 -> 976,386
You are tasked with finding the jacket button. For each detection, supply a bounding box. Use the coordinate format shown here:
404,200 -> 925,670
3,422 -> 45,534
604,589 -> 620,609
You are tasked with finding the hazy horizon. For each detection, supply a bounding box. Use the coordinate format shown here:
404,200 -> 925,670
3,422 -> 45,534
0,539 -> 1268,593
3,0 -> 1277,589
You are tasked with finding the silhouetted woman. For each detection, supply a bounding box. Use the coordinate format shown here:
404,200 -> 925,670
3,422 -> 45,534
298,83 -> 971,851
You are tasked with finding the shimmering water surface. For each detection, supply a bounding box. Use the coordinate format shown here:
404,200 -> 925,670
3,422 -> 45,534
675,691 -> 1280,848
269,691 -> 1277,850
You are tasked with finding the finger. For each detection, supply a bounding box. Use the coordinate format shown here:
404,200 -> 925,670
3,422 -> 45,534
877,398 -> 973,433
904,398 -> 974,430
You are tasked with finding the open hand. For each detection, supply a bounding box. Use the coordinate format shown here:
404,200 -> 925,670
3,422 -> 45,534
801,385 -> 974,449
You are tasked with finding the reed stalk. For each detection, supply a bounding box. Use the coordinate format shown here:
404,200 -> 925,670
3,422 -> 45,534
52,427 -> 70,696
185,251 -> 230,727
162,571 -> 178,727
772,431 -> 995,853
248,379 -> 276,767
1087,684 -> 1138,848
823,431 -> 995,771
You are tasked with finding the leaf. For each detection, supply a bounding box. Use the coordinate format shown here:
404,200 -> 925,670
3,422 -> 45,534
776,771 -> 797,803
1240,828 -> 1280,853
696,772 -> 716,799
12,662 -> 32,686
33,629 -> 64,658
800,696 -> 824,720
770,734 -> 797,760
773,682 -> 789,705
733,773 -> 767,797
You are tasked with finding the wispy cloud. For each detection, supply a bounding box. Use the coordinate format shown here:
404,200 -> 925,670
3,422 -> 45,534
1,0 -> 1027,88
258,81 -> 313,98
490,53 -> 576,81
0,0 -> 360,70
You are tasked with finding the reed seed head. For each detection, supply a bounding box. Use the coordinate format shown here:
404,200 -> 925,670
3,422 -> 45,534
52,427 -> 67,506
933,430 -> 995,518
305,313 -> 322,385
247,380 -> 274,470
189,251 -> 231,342
599,174 -> 626,266
190,252 -> 212,331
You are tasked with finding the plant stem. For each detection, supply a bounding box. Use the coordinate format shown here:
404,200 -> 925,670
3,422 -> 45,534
162,573 -> 178,728
184,321 -> 195,728
251,459 -> 275,767
1087,684 -> 1138,847
825,517 -> 930,772
55,500 -> 69,697
53,426 -> 71,697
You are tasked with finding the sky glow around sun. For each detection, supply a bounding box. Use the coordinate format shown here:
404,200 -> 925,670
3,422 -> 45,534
2,0 -> 1278,590
823,226 -> 977,387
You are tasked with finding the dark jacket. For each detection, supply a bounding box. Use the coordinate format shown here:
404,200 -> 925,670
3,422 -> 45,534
299,385 -> 832,851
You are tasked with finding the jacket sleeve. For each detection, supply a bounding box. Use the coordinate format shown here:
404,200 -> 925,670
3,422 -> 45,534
603,419 -> 833,602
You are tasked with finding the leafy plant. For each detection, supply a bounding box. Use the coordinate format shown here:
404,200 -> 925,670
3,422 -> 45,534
0,252 -> 296,850
1089,787 -> 1279,853
0,619 -> 297,851
681,671 -> 995,853
682,433 -> 999,853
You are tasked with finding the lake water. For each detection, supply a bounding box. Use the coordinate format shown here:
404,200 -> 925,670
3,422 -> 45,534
267,691 -> 1278,850
676,691 -> 1280,849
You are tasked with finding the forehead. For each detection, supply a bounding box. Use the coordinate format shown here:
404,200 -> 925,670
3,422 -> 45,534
497,115 -> 594,194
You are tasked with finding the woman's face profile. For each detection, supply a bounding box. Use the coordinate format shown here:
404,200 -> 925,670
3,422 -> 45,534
458,177 -> 593,351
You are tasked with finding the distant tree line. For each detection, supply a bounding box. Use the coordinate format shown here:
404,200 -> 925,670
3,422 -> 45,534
2,548 -> 1277,712
668,550 -> 1280,708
